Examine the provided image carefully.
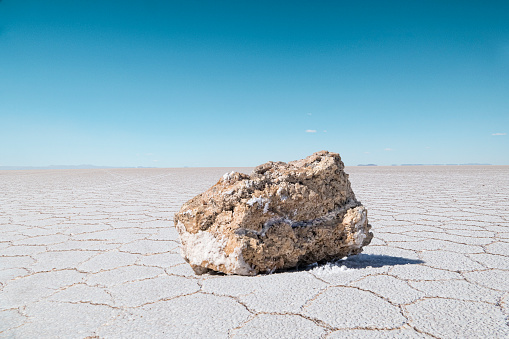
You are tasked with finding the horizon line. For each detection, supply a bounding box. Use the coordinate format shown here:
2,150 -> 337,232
0,163 -> 501,171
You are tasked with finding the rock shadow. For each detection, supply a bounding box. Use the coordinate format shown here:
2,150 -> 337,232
199,254 -> 425,276
301,254 -> 424,272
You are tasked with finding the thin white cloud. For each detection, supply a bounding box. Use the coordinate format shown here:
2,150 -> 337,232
323,130 -> 327,133
425,146 -> 431,149
384,148 -> 393,151
306,130 -> 317,133
364,152 -> 370,154
492,133 -> 506,136
307,113 -> 312,116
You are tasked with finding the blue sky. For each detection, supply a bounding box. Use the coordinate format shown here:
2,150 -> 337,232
1,1 -> 508,167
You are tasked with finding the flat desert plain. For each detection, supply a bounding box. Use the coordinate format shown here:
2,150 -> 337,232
1,166 -> 508,338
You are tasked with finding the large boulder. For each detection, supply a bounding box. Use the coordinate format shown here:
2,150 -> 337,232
174,151 -> 373,275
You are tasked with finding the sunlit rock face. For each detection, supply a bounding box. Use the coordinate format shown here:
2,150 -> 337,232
174,150 -> 373,275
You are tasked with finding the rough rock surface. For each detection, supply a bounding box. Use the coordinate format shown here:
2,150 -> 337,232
174,151 -> 373,275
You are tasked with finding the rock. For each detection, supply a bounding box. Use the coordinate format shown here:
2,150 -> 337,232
174,150 -> 373,275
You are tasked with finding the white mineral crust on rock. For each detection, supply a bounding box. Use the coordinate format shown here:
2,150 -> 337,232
174,150 -> 373,275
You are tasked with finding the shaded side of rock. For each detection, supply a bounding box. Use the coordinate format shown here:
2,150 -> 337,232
174,150 -> 373,275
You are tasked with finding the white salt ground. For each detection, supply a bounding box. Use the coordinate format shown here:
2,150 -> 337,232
1,165 -> 508,338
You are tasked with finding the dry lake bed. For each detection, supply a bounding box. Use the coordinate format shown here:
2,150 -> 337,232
1,166 -> 508,338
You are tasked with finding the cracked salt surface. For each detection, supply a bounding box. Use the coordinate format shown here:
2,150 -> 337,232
1,166 -> 509,338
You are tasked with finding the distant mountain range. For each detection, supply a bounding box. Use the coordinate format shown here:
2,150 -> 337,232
0,165 -> 155,170
399,163 -> 492,166
356,163 -> 492,167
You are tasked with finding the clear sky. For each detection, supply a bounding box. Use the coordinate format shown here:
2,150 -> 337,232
1,0 -> 508,167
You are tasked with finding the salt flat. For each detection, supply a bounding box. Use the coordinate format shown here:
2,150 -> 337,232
1,166 -> 508,338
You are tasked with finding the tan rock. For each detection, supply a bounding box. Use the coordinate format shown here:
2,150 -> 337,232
174,151 -> 373,275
